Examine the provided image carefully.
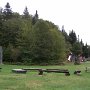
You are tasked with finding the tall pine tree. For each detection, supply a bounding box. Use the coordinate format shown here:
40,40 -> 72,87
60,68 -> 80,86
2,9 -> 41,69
32,10 -> 39,25
3,2 -> 13,20
69,30 -> 77,45
23,6 -> 30,18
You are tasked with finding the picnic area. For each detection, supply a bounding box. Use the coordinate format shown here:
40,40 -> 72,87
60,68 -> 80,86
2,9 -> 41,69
0,61 -> 90,90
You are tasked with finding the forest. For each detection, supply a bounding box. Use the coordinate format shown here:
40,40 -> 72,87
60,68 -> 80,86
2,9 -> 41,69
0,2 -> 89,65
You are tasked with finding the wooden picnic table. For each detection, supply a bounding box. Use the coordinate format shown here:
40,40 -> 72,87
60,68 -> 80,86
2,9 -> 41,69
22,68 -> 70,76
12,69 -> 27,74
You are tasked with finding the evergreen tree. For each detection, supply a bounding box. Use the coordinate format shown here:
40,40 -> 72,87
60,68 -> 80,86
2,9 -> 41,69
73,42 -> 82,65
3,2 -> 13,20
1,18 -> 21,47
87,46 -> 90,57
32,10 -> 39,25
61,25 -> 69,41
80,39 -> 83,46
82,43 -> 88,58
35,10 -> 38,19
23,6 -> 30,18
69,30 -> 77,45
61,26 -> 72,55
0,7 -> 3,20
0,7 -> 3,15
72,42 -> 82,55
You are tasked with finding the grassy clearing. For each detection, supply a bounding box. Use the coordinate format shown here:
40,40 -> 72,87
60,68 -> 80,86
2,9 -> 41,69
0,62 -> 90,90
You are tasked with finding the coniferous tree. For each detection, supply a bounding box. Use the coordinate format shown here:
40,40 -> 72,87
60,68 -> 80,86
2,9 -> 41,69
69,30 -> 77,45
1,2 -> 89,64
23,6 -> 30,18
32,10 -> 39,25
0,7 -> 3,15
61,25 -> 69,41
1,19 -> 21,47
72,42 -> 82,55
82,43 -> 88,58
3,2 -> 13,20
35,10 -> 38,19
80,39 -> 83,46
61,26 -> 72,55
0,7 -> 3,20
87,46 -> 90,57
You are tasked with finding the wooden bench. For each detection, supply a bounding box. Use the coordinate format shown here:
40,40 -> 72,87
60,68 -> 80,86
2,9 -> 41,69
22,68 -> 70,76
12,69 -> 27,74
38,69 -> 70,76
22,68 -> 42,71
85,67 -> 90,72
23,68 -> 45,75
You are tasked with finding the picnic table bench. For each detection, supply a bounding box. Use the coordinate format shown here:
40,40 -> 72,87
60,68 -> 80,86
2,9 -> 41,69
22,68 -> 70,76
12,69 -> 27,74
41,69 -> 70,76
22,68 -> 42,71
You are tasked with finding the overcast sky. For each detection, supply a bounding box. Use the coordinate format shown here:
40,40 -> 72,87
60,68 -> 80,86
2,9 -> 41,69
0,0 -> 90,45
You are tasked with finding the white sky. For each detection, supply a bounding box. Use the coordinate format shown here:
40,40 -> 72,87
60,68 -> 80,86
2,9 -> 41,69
0,0 -> 90,45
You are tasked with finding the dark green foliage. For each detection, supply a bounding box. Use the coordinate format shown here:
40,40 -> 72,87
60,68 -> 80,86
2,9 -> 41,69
23,7 -> 30,18
32,10 -> 39,25
0,2 -> 88,65
0,7 -> 3,20
80,39 -> 84,46
61,26 -> 72,53
87,46 -> 90,57
0,14 -> 4,46
35,10 -> 38,19
16,19 -> 66,65
3,45 -> 12,62
61,25 -> 69,42
17,19 -> 33,63
23,7 -> 29,16
28,20 -> 66,64
69,30 -> 77,45
0,19 -> 21,47
72,42 -> 82,55
30,20 -> 53,63
62,30 -> 69,42
1,18 -> 22,62
13,12 -> 20,19
72,42 -> 82,65
82,43 -> 88,58
3,44 -> 21,62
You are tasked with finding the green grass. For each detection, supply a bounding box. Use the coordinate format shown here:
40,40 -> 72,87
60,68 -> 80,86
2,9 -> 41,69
0,62 -> 90,90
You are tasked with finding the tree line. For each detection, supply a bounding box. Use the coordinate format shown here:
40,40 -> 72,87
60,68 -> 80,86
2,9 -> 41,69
0,2 -> 89,65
